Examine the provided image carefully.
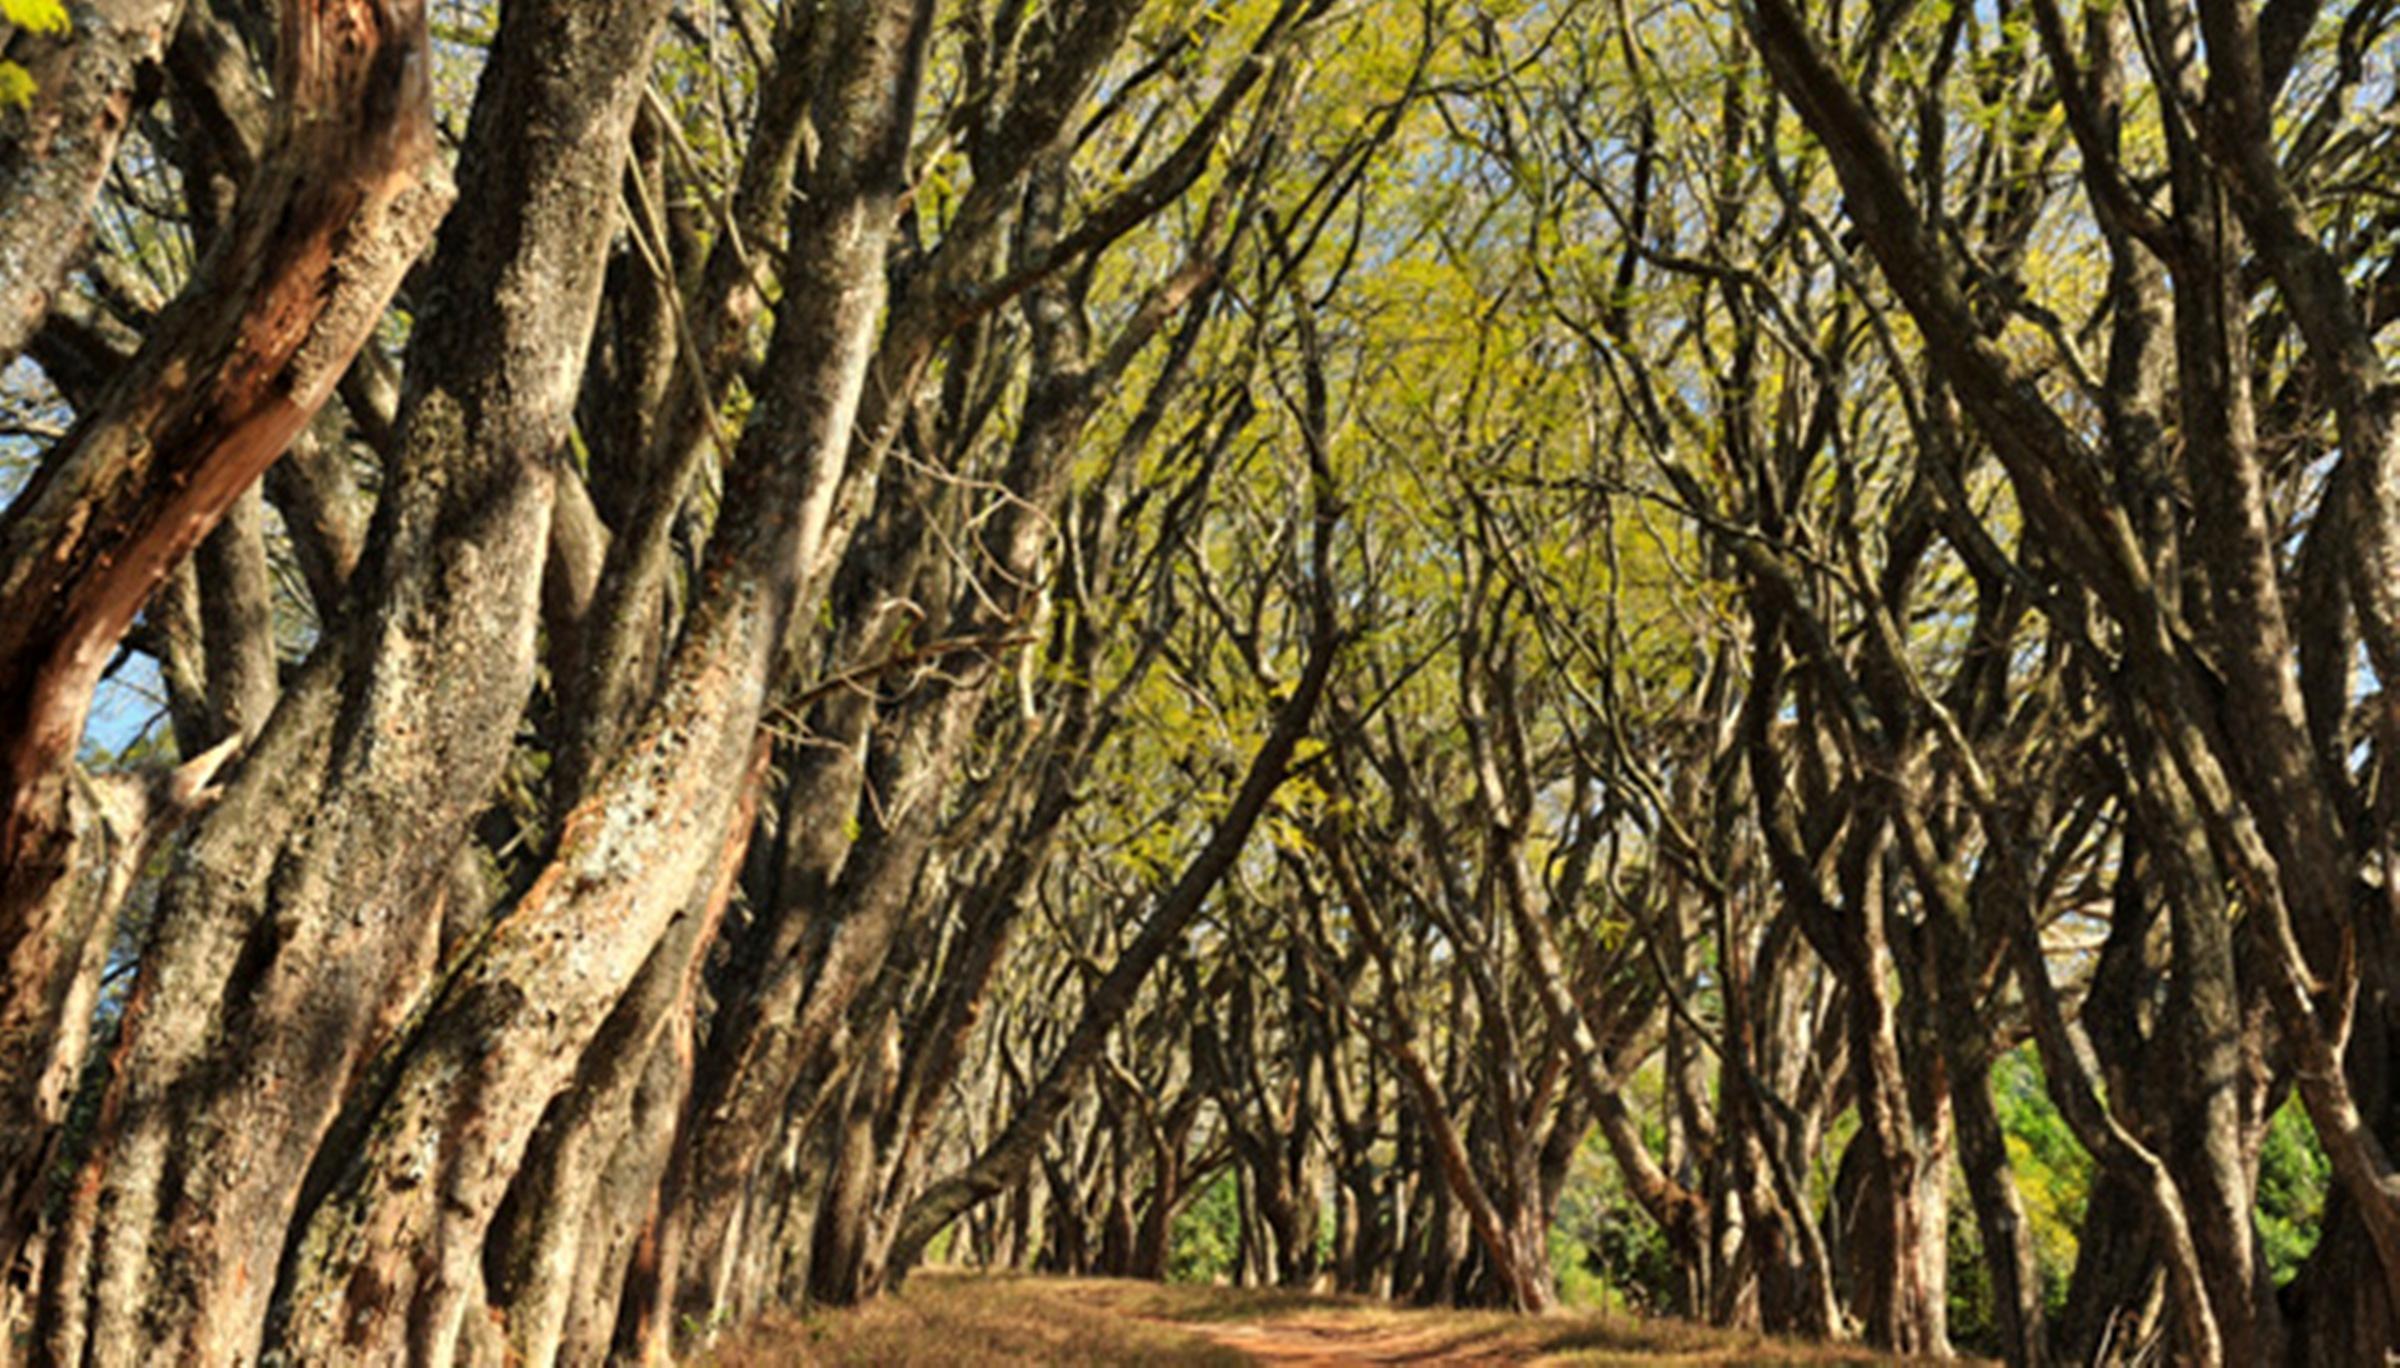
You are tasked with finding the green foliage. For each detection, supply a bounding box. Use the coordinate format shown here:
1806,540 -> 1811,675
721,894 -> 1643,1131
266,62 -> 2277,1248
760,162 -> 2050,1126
2257,1093 -> 2328,1285
1991,1046 -> 2089,1307
1168,1172 -> 1242,1284
1,0 -> 69,108
1948,1053 -> 2328,1352
1550,1131 -> 1678,1315
1,0 -> 68,34
1548,1227 -> 1632,1314
1946,1048 -> 2089,1353
1944,1192 -> 1997,1354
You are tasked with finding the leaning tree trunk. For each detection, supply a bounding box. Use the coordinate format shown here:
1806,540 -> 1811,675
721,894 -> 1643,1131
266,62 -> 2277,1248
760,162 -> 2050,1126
260,1 -> 935,1357
1,0 -> 452,1351
0,0 -> 183,371
482,815 -> 753,1365
886,612 -> 1338,1281
26,0 -> 677,1359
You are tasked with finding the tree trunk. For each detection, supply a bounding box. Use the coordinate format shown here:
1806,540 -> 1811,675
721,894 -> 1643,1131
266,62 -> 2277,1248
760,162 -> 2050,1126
0,0 -> 181,371
0,1 -> 447,1319
262,1 -> 932,1351
886,615 -> 1337,1280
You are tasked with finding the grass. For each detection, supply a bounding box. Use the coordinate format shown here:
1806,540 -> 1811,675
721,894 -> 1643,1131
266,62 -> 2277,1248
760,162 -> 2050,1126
705,1271 -> 1955,1366
700,1272 -> 1246,1366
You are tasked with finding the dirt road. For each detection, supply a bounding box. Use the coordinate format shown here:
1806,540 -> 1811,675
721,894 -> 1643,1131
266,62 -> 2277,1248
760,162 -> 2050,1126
1187,1314 -> 1538,1365
711,1271 -> 1916,1365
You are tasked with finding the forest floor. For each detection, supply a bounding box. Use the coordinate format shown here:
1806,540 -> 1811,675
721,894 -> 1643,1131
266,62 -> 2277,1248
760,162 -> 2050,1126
707,1271 -> 1931,1366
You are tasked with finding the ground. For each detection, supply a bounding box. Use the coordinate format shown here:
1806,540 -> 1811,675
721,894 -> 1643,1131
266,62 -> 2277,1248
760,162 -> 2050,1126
704,1272 -> 1940,1366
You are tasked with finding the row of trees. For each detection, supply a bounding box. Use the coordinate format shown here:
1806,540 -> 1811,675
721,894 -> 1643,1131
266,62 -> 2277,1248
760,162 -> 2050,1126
1,0 -> 2396,1362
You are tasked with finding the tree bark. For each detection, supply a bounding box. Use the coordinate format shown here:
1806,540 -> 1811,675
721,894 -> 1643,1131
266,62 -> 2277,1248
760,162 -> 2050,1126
0,0 -> 449,1347
886,613 -> 1338,1280
0,0 -> 182,371
263,1 -> 933,1355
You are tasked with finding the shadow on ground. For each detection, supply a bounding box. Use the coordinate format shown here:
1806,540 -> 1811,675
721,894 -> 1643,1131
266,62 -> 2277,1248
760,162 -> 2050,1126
706,1271 -> 1956,1366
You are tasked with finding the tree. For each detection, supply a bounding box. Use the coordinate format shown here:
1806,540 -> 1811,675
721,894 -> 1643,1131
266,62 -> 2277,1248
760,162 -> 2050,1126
8,0 -> 2400,1362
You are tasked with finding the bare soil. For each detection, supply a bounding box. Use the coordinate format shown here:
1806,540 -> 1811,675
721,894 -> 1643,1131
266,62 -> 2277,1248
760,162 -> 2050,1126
707,1271 -> 1935,1366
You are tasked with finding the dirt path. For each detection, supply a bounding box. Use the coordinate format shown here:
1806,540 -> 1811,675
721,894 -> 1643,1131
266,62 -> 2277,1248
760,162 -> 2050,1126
1186,1315 -> 1535,1365
1052,1279 -> 1905,1367
1046,1282 -> 1543,1365
710,1271 -> 1910,1365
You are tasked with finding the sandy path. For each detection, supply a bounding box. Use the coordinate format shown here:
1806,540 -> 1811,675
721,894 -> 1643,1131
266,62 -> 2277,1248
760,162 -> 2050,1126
1047,1282 -> 1533,1365
1183,1314 -> 1534,1366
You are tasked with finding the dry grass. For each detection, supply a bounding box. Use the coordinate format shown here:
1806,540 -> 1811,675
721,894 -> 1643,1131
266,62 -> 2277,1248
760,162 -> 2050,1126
706,1271 -> 1955,1366
700,1272 -> 1245,1367
1076,1279 -> 1923,1365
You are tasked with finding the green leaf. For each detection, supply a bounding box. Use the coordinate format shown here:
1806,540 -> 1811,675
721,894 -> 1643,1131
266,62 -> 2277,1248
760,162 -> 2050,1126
0,0 -> 67,106
0,61 -> 35,108
2,0 -> 70,35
